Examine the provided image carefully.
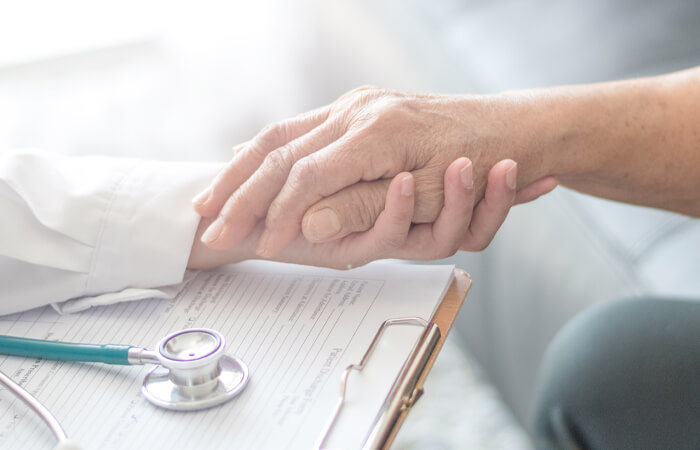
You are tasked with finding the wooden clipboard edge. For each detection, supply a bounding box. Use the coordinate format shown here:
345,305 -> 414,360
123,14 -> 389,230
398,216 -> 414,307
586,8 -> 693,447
381,269 -> 472,449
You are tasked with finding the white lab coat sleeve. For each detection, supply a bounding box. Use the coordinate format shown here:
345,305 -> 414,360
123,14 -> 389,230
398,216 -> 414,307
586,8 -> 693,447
0,149 -> 224,316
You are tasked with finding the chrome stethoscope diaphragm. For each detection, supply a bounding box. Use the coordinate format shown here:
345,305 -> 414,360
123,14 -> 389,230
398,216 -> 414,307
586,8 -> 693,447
140,328 -> 249,411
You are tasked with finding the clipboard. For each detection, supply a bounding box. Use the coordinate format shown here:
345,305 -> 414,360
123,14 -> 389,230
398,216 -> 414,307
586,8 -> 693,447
0,262 -> 465,449
315,269 -> 471,450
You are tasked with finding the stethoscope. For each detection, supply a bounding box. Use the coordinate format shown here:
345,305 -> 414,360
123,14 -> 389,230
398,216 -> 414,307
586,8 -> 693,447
0,329 -> 250,449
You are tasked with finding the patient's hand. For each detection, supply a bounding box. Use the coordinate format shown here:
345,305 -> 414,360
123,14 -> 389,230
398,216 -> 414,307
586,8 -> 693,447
193,87 -> 556,261
300,159 -> 555,253
188,158 -> 537,269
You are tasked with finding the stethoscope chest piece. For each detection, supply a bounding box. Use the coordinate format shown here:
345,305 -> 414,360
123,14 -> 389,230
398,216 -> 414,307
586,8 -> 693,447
141,328 -> 249,411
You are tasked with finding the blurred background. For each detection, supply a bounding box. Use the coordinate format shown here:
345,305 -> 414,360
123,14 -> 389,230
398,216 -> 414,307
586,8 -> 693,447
3,1 -> 700,448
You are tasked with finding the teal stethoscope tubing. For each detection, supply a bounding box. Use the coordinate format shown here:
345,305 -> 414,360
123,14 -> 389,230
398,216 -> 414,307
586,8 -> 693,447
0,335 -> 132,365
0,329 -> 249,449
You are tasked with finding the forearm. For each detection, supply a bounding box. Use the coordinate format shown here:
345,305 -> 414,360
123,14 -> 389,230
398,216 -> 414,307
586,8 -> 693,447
505,67 -> 700,216
193,74 -> 699,257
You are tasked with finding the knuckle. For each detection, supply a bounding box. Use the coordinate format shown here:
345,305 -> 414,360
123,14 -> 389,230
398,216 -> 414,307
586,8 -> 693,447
353,99 -> 405,135
256,122 -> 287,147
413,184 -> 444,223
356,112 -> 383,132
342,85 -> 380,102
263,148 -> 294,177
373,96 -> 407,119
347,111 -> 379,137
348,204 -> 374,233
337,90 -> 408,138
347,186 -> 384,231
288,155 -> 321,191
355,86 -> 384,102
246,141 -> 270,161
373,95 -> 403,112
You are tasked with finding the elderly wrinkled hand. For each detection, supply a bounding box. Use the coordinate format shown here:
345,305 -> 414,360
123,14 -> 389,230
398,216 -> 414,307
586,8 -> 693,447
192,87 -> 556,258
190,160 -> 553,268
189,163 -> 530,268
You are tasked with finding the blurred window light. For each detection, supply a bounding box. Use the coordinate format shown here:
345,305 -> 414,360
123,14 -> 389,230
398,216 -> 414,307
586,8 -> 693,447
0,0 -> 162,67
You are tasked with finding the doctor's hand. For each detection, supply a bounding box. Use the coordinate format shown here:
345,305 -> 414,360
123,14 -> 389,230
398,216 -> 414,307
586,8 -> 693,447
193,87 -> 556,257
188,158 -> 532,269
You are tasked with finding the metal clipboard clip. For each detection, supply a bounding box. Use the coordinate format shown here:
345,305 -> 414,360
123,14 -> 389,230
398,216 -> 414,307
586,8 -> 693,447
315,317 -> 441,450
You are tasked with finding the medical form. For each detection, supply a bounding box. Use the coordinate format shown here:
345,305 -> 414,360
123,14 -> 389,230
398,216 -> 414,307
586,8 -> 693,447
0,261 -> 453,449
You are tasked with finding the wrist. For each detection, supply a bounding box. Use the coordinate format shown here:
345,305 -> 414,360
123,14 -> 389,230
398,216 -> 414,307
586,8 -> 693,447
451,92 -> 559,188
489,85 -> 608,187
502,75 -> 676,200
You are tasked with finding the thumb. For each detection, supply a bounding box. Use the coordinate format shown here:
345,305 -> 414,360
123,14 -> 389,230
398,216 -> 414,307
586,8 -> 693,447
301,179 -> 391,243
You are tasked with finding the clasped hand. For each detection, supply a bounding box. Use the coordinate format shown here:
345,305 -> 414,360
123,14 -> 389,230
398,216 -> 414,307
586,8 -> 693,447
192,87 -> 557,268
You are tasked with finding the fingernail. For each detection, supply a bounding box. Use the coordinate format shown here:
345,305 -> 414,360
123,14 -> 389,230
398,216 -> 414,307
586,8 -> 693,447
306,208 -> 341,241
401,175 -> 414,197
256,229 -> 271,256
460,161 -> 473,189
192,187 -> 211,206
505,162 -> 518,190
201,217 -> 223,244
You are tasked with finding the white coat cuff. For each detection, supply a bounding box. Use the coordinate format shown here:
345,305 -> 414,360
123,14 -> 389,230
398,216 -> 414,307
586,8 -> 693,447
62,160 -> 221,312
